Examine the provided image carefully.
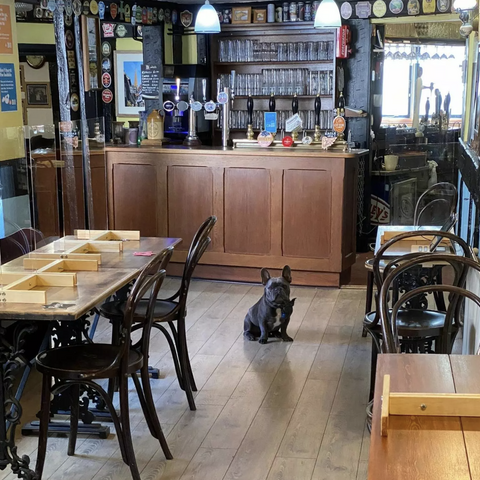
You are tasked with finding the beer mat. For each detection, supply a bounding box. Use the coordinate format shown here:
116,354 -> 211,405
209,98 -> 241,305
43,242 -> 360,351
44,302 -> 76,309
134,251 -> 154,256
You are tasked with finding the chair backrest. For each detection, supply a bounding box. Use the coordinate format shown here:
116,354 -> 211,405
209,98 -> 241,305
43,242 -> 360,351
128,246 -> 173,301
0,227 -> 45,264
176,216 -> 217,309
379,254 -> 480,354
367,230 -> 472,329
414,182 -> 457,226
82,269 -> 167,380
373,229 -> 472,290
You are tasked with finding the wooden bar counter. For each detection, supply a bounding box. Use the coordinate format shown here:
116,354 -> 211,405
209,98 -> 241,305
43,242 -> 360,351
105,145 -> 367,286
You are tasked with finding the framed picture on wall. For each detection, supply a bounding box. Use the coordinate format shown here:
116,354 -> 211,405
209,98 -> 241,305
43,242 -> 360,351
26,82 -> 51,108
114,51 -> 145,117
232,6 -> 251,23
81,16 -> 101,91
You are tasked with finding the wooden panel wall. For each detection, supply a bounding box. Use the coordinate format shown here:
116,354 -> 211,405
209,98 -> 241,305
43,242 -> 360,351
283,169 -> 332,258
168,166 -> 214,250
224,167 -> 271,255
112,163 -> 158,236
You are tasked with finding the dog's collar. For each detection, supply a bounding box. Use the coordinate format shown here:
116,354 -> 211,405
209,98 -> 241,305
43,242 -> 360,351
265,297 -> 284,309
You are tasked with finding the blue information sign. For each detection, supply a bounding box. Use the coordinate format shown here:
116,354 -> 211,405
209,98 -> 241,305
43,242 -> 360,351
264,112 -> 277,133
0,63 -> 17,112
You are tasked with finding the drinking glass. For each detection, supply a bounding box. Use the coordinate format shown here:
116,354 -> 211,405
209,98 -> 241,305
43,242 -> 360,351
307,42 -> 315,61
288,43 -> 297,62
262,43 -> 270,62
298,42 -> 306,61
219,40 -> 226,62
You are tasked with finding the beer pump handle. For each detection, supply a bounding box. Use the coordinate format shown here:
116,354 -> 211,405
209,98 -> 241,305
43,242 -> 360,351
269,93 -> 275,113
202,78 -> 207,103
292,94 -> 298,115
175,77 -> 180,102
315,94 -> 321,126
247,95 -> 253,125
230,70 -> 236,99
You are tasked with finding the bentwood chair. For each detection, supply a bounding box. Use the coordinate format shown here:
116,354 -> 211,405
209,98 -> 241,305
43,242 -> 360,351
100,216 -> 217,411
363,230 -> 472,399
379,255 -> 480,353
35,269 -> 172,480
363,182 -> 458,330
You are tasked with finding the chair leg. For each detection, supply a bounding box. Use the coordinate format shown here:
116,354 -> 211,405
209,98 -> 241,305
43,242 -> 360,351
363,271 -> 374,338
154,322 -> 185,391
35,374 -> 52,478
68,384 -> 80,456
369,337 -> 379,402
133,367 -> 173,459
177,320 -> 196,410
177,318 -> 197,392
119,374 -> 141,480
107,319 -> 121,401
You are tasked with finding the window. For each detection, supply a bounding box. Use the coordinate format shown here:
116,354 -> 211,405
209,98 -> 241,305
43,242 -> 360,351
382,43 -> 465,122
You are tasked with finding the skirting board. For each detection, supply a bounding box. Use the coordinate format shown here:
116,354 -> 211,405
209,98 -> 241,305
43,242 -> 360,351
167,263 -> 352,287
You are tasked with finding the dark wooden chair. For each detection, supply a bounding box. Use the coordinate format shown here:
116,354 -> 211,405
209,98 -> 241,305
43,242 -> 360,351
362,182 -> 458,335
35,268 -> 172,480
363,230 -> 472,399
99,216 -> 217,411
379,255 -> 480,353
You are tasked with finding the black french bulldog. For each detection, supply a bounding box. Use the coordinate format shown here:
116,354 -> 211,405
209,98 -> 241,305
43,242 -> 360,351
243,265 -> 296,344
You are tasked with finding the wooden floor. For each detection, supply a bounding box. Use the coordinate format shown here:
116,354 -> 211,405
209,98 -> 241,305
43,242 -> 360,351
2,279 -> 371,480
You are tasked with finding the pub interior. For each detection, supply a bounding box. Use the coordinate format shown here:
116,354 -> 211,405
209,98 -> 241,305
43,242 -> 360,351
0,0 -> 480,478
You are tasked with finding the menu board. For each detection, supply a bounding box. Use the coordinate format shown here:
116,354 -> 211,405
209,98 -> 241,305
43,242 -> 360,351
141,64 -> 161,99
0,5 -> 12,55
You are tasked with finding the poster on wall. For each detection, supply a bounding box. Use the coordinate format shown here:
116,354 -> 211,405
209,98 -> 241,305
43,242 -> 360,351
0,63 -> 17,112
0,5 -> 13,55
114,51 -> 145,117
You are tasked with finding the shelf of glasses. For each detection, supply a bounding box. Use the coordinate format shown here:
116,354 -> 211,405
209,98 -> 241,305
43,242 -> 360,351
215,60 -> 333,66
233,95 -> 332,99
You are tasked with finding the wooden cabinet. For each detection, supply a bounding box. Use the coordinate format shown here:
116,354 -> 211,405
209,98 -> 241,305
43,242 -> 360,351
106,146 -> 365,287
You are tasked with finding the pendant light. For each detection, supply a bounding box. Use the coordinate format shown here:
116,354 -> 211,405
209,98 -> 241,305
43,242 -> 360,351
314,0 -> 341,28
195,0 -> 221,34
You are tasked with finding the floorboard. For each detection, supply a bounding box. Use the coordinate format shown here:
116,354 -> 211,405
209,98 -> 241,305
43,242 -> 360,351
7,279 -> 370,480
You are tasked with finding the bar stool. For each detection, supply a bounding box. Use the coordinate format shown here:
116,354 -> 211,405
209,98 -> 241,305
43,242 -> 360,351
35,268 -> 172,480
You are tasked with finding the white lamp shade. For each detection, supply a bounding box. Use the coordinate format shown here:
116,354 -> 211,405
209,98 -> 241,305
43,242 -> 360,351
453,0 -> 476,9
195,1 -> 221,34
314,0 -> 341,28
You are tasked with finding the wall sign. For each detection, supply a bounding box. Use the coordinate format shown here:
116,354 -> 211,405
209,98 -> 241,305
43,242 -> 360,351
141,64 -> 160,99
341,2 -> 353,19
0,63 -> 17,112
102,72 -> 111,87
0,5 -> 12,54
356,1 -> 372,17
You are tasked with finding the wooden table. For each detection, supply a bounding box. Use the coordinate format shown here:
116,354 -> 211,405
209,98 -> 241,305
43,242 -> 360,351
369,354 -> 480,480
0,236 -> 181,320
0,235 -> 181,480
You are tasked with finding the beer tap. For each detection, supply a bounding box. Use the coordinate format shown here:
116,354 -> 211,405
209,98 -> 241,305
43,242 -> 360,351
247,95 -> 254,140
230,70 -> 236,108
314,94 -> 322,142
292,94 -> 299,141
183,94 -> 202,146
